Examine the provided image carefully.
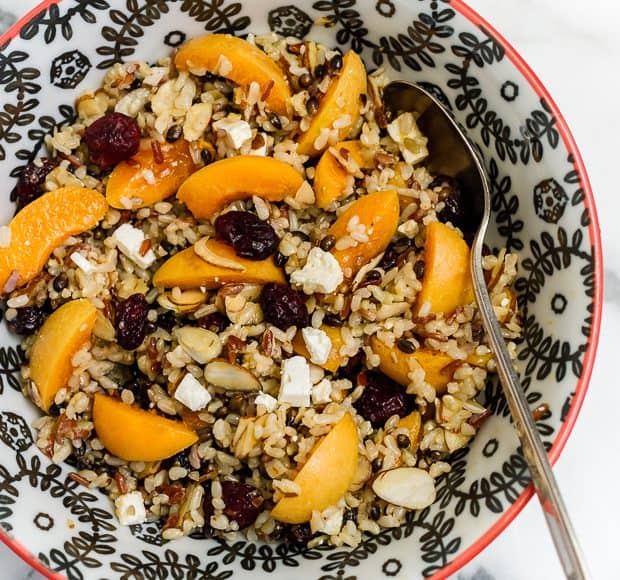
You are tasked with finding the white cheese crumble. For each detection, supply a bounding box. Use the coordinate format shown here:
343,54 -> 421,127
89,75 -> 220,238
255,392 -> 278,412
115,491 -> 147,526
387,112 -> 429,165
112,223 -> 156,270
301,327 -> 332,365
290,247 -> 344,294
212,117 -> 252,149
70,252 -> 95,274
174,373 -> 212,412
278,356 -> 312,407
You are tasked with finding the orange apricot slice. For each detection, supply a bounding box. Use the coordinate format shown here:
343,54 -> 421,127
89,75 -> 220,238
92,394 -> 198,461
296,51 -> 367,157
271,412 -> 358,523
153,239 -> 285,289
416,221 -> 473,316
30,299 -> 97,411
0,187 -> 107,291
314,140 -> 375,208
175,34 -> 291,115
176,156 -> 304,219
370,336 -> 455,394
292,325 -> 345,373
327,190 -> 399,277
106,138 -> 196,209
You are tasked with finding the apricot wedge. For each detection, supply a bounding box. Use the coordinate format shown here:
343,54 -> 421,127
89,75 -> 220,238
30,299 -> 97,411
177,156 -> 304,219
175,34 -> 291,115
370,336 -> 455,394
328,190 -> 399,277
314,141 -> 374,208
106,139 -> 196,209
416,222 -> 474,316
271,412 -> 358,523
297,51 -> 367,157
0,187 -> 107,290
153,239 -> 285,289
92,394 -> 198,461
292,325 -> 345,373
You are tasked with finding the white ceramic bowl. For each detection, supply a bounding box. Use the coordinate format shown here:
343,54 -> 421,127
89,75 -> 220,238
0,1 -> 602,578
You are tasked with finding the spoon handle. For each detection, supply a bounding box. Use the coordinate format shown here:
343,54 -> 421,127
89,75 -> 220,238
470,242 -> 590,580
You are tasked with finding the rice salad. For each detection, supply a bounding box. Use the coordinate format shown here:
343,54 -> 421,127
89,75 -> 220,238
1,32 -> 521,547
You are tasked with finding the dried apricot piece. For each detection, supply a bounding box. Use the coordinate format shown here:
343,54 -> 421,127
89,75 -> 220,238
30,299 -> 97,411
327,190 -> 399,278
0,187 -> 108,291
175,34 -> 291,115
177,156 -> 303,219
296,51 -> 367,157
106,138 -> 196,209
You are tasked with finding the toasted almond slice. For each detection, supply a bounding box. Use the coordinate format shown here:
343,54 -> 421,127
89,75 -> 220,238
194,237 -> 246,271
175,326 -> 222,364
372,467 -> 436,510
204,359 -> 261,392
93,309 -> 116,342
170,288 -> 207,306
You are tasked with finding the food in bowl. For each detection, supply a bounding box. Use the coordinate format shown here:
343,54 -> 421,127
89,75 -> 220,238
0,31 -> 520,546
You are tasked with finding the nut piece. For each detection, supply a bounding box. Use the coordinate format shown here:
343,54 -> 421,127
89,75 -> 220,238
444,430 -> 471,453
93,309 -> 116,342
175,326 -> 222,364
204,359 -> 261,391
372,467 -> 436,510
194,236 -> 246,271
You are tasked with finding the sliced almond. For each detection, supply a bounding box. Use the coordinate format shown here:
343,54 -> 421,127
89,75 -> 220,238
157,293 -> 202,314
194,237 -> 245,271
204,359 -> 261,392
93,310 -> 116,342
444,430 -> 471,453
175,326 -> 222,364
170,288 -> 207,307
372,467 -> 436,510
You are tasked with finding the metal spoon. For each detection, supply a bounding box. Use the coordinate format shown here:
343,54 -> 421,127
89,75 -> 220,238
383,81 -> 589,580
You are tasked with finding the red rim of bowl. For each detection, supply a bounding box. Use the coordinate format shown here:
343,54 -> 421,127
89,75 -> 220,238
0,1 -> 603,579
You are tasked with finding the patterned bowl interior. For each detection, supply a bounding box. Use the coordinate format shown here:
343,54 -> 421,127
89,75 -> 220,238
0,1 -> 600,578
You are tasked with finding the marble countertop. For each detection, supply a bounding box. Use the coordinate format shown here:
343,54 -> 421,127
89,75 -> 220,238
0,1 -> 618,579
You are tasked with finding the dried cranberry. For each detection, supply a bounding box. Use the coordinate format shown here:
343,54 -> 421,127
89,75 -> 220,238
156,311 -> 176,333
196,311 -> 229,333
84,112 -> 141,169
13,158 -> 58,211
221,481 -> 264,529
8,307 -> 46,336
378,239 -> 411,271
260,283 -> 308,330
115,294 -> 149,350
287,523 -> 313,545
215,211 -> 279,260
354,371 -> 414,427
433,175 -> 466,228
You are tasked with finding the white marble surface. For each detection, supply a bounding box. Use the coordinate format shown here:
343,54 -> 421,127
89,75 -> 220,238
0,1 -> 618,579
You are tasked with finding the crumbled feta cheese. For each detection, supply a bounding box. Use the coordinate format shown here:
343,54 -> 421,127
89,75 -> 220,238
302,327 -> 332,365
279,356 -> 312,407
316,506 -> 343,535
115,491 -> 147,526
312,378 -> 332,405
387,112 -> 429,165
255,392 -> 278,412
112,223 -> 156,270
212,117 -> 252,149
290,247 -> 344,294
70,252 -> 95,274
174,373 -> 212,412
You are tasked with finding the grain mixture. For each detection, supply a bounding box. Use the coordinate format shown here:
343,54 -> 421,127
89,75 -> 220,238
2,32 -> 520,547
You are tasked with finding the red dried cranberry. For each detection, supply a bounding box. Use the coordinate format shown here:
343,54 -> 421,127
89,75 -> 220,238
354,371 -> 414,427
8,307 -> 46,336
12,158 -> 58,211
84,112 -> 141,169
215,211 -> 279,260
378,238 -> 411,271
115,294 -> 149,350
287,523 -> 314,545
260,283 -> 308,330
156,311 -> 176,333
221,481 -> 264,529
196,312 -> 229,333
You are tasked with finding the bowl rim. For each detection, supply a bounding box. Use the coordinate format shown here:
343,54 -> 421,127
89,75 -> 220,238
0,1 -> 603,578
